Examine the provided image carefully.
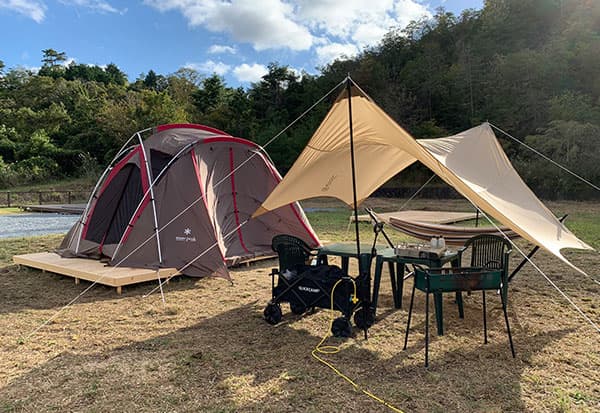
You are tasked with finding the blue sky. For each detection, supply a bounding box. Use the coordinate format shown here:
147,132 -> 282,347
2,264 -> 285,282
0,0 -> 483,87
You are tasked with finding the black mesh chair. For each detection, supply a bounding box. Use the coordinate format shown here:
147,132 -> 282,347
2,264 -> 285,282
460,234 -> 512,304
271,234 -> 318,274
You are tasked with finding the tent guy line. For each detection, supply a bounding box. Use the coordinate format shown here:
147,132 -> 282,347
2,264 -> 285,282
19,80 -> 345,343
142,220 -> 250,299
474,205 -> 600,333
137,132 -> 166,303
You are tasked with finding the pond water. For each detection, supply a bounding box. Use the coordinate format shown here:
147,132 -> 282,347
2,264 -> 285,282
0,207 -> 342,239
0,213 -> 80,239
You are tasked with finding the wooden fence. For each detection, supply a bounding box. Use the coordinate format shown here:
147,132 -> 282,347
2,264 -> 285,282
0,190 -> 90,207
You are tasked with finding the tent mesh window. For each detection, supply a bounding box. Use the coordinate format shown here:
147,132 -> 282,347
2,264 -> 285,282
85,164 -> 144,245
150,149 -> 174,183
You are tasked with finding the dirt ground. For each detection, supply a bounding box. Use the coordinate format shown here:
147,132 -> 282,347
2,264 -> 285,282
0,199 -> 599,412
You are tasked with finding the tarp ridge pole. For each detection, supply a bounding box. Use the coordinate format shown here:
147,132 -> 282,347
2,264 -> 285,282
136,132 -> 166,303
74,133 -> 138,254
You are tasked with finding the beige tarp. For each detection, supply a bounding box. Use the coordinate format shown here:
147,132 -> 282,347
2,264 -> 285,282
254,86 -> 593,270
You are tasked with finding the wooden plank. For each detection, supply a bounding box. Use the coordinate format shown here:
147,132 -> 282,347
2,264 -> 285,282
13,252 -> 179,288
226,254 -> 276,268
20,204 -> 85,214
352,210 -> 478,225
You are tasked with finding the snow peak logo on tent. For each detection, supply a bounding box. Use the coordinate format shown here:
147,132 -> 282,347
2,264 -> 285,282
176,228 -> 196,242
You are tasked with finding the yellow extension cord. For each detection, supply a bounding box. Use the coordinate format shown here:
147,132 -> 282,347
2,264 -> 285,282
311,279 -> 405,413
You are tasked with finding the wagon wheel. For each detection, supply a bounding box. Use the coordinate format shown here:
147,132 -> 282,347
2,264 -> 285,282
263,303 -> 282,325
353,306 -> 376,330
331,317 -> 352,338
289,301 -> 307,315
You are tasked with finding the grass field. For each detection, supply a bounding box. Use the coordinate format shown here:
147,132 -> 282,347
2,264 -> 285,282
0,198 -> 599,412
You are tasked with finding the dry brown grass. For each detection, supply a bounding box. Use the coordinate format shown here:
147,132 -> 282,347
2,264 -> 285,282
0,199 -> 599,412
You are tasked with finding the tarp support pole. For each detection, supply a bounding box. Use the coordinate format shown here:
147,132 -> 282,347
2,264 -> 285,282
347,76 -> 369,339
508,214 -> 568,282
347,77 -> 361,256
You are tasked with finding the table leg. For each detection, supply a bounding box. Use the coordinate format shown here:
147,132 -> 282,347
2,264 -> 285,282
372,256 -> 384,314
317,254 -> 328,265
456,292 -> 464,318
451,256 -> 464,318
434,293 -> 444,336
341,257 -> 349,275
395,262 -> 405,309
387,261 -> 398,308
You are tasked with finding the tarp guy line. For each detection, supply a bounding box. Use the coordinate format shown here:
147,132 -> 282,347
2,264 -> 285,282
473,204 -> 600,334
489,123 -> 600,193
20,219 -> 248,343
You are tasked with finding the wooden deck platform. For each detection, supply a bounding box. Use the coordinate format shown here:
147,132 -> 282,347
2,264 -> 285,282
21,204 -> 86,214
352,210 -> 478,224
13,252 -> 180,294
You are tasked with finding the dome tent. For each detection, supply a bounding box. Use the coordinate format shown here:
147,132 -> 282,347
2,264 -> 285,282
58,124 -> 320,280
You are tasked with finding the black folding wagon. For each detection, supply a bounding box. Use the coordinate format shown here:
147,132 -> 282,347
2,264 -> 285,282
263,234 -> 372,337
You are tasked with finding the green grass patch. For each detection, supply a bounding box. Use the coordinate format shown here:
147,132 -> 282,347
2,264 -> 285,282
0,208 -> 22,215
0,234 -> 64,266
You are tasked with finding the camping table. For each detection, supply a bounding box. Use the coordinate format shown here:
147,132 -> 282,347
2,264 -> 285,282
316,242 -> 378,275
372,248 -> 461,335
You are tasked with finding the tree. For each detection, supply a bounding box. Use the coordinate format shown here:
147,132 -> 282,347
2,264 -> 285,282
41,49 -> 67,67
192,74 -> 226,114
39,49 -> 68,78
104,63 -> 127,86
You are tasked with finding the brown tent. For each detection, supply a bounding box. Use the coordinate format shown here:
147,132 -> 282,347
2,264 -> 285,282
59,124 -> 320,279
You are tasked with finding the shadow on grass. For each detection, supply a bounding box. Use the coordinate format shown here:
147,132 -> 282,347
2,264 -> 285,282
0,298 -> 574,413
0,258 -> 277,316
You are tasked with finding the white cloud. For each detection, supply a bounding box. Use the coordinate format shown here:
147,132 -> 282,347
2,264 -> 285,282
207,44 -> 237,55
143,0 -> 432,66
185,60 -> 231,75
393,0 -> 431,27
296,0 -> 430,47
352,22 -> 388,47
144,0 -> 313,51
232,63 -> 268,83
59,0 -> 124,14
62,57 -> 76,66
0,0 -> 46,22
315,42 -> 359,65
